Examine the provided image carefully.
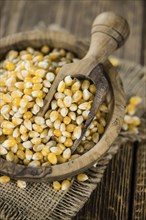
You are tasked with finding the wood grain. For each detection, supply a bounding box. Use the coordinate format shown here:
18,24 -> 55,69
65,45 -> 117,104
133,142 -> 146,220
73,143 -> 133,220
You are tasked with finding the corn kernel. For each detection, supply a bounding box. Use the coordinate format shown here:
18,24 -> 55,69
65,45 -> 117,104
57,81 -> 66,93
63,116 -> 71,125
63,148 -> 71,159
71,81 -> 81,92
50,111 -> 59,122
72,91 -> 83,102
73,126 -> 82,139
0,146 -> 8,155
6,151 -> 15,161
81,80 -> 90,90
66,124 -> 76,133
16,150 -> 25,160
0,176 -> 10,184
48,153 -> 57,164
63,95 -> 72,107
25,149 -> 33,160
5,61 -> 15,71
61,180 -> 71,190
53,181 -> 61,191
17,180 -> 27,189
130,96 -> 142,106
77,173 -> 88,182
64,138 -> 73,147
89,84 -> 96,94
41,146 -> 50,156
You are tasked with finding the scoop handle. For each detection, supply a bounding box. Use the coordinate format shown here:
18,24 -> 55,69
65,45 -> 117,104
84,12 -> 130,62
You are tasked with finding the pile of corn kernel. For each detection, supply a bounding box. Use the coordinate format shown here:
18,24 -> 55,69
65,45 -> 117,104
122,96 -> 142,134
0,46 -> 108,190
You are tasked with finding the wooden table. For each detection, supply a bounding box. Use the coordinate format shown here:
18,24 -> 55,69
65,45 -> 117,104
0,1 -> 145,219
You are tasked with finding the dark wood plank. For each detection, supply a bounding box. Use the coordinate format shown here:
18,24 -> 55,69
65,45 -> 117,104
132,142 -> 146,220
0,0 -> 144,63
73,143 -> 134,220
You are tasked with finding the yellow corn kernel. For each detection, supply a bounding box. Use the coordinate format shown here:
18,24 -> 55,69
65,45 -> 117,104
72,91 -> 83,102
109,57 -> 119,66
21,54 -> 32,60
56,143 -> 65,151
16,150 -> 25,160
66,124 -> 76,133
64,89 -> 72,96
57,99 -> 65,108
3,128 -> 13,135
64,138 -> 73,147
126,104 -> 136,115
50,111 -> 59,122
63,116 -> 71,125
92,132 -> 99,143
13,97 -> 21,107
12,117 -> 23,126
5,61 -> 15,71
2,121 -> 15,129
48,153 -> 57,164
64,76 -> 73,86
89,84 -> 96,94
0,146 -> 8,155
81,80 -> 90,90
1,105 -> 11,115
57,81 -> 66,93
57,155 -> 67,163
63,148 -> 71,159
78,102 -> 91,110
130,96 -> 142,106
6,151 -> 15,161
97,124 -> 104,134
31,138 -> 42,145
32,90 -> 43,98
13,127 -> 20,138
77,173 -> 88,182
20,125 -> 28,134
55,67 -> 61,75
32,83 -> 43,91
51,145 -> 63,154
71,81 -> 81,92
27,101 -> 35,109
41,45 -> 50,54
132,116 -> 141,126
7,50 -> 18,60
24,88 -> 32,95
25,149 -> 33,160
32,76 -> 43,84
28,160 -> 41,167
0,176 -> 10,184
73,126 -> 82,139
2,94 -> 13,103
17,180 -> 27,189
41,146 -> 50,156
23,111 -> 33,120
35,69 -> 45,78
63,96 -> 72,107
32,152 -> 43,161
15,82 -> 24,90
61,180 -> 71,190
32,124 -> 43,133
54,129 -> 62,137
53,181 -> 61,191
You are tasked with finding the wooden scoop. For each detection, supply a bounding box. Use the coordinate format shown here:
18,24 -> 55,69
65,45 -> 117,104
39,12 -> 130,152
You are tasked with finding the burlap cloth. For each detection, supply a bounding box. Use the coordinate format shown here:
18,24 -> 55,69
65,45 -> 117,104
0,27 -> 146,220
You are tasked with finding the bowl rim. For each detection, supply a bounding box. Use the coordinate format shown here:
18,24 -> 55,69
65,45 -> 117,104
0,30 -> 125,182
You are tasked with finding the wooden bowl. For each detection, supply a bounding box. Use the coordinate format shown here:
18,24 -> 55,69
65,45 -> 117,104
0,31 -> 125,182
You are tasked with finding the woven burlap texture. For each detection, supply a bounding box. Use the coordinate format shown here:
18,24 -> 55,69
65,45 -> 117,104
0,55 -> 146,220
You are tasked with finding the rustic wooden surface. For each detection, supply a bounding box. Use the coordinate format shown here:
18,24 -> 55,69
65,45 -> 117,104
0,1 -> 145,220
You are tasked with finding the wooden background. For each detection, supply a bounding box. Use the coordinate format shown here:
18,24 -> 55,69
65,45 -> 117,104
0,0 -> 145,219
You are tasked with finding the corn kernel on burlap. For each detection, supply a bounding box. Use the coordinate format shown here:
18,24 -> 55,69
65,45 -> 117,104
0,28 -> 146,220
